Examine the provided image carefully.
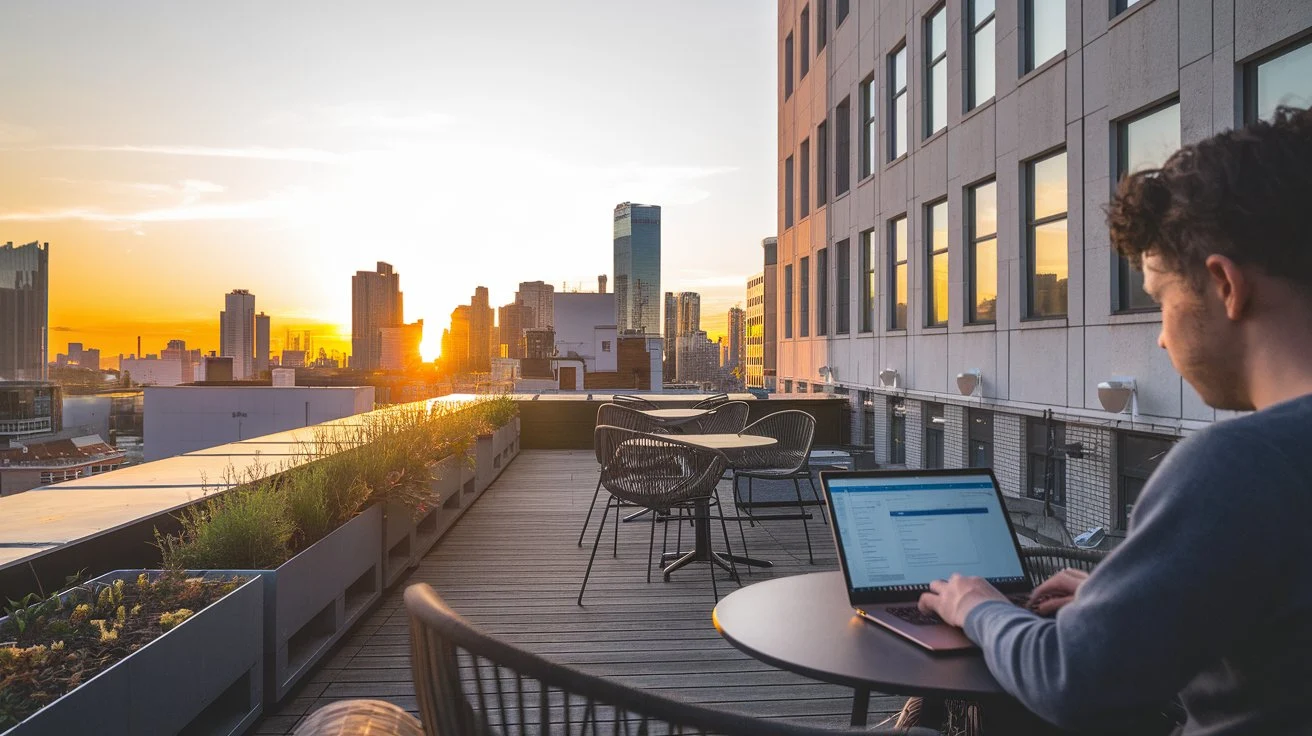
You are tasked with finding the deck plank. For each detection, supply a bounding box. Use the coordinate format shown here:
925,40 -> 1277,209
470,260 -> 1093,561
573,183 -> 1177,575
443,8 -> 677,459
256,449 -> 908,733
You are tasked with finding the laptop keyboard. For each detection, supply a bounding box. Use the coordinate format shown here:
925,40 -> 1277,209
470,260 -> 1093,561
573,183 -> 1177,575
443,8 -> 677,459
885,605 -> 943,626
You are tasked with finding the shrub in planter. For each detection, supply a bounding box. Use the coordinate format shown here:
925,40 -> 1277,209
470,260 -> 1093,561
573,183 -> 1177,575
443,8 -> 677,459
0,571 -> 260,734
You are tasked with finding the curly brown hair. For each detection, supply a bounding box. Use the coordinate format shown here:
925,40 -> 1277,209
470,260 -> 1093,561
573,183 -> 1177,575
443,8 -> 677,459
1107,106 -> 1312,290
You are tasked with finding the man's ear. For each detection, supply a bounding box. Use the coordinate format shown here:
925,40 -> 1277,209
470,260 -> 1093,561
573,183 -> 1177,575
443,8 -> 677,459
1203,254 -> 1249,321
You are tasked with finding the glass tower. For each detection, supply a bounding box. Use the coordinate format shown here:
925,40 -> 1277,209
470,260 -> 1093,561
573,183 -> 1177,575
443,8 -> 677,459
613,202 -> 661,336
0,242 -> 49,382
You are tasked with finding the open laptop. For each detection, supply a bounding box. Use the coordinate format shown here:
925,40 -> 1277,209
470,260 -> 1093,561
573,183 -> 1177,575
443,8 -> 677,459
819,468 -> 1033,651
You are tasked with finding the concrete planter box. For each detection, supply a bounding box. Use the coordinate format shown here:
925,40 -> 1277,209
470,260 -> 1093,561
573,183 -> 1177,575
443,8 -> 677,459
230,504 -> 383,704
460,449 -> 477,496
423,454 -> 463,555
2,570 -> 264,736
381,500 -> 415,588
493,422 -> 516,467
475,435 -> 495,493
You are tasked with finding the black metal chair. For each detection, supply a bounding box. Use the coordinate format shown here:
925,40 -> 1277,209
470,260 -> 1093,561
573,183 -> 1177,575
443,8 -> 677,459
681,401 -> 750,434
728,410 -> 820,563
578,404 -> 669,547
610,394 -> 658,410
692,392 -> 731,409
579,427 -> 738,603
404,584 -> 932,736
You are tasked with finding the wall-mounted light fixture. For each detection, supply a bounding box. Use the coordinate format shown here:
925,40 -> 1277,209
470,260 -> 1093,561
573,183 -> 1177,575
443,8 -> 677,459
878,368 -> 899,389
818,365 -> 834,383
956,369 -> 982,397
1097,377 -> 1137,416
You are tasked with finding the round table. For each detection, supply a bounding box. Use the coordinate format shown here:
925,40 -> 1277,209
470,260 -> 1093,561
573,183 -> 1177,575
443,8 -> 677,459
673,433 -> 775,450
640,408 -> 709,420
713,571 -> 1007,725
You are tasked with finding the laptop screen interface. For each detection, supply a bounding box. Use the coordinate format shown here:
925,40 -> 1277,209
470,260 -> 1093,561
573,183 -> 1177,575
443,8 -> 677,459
828,474 -> 1026,594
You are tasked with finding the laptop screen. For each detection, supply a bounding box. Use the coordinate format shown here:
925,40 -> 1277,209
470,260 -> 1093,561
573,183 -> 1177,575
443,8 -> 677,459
826,472 -> 1027,597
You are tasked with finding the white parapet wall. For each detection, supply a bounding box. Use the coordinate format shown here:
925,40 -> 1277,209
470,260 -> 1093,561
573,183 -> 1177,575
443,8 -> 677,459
144,385 -> 375,461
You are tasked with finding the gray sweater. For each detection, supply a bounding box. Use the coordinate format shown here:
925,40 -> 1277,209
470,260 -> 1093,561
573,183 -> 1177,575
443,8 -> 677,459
964,395 -> 1312,734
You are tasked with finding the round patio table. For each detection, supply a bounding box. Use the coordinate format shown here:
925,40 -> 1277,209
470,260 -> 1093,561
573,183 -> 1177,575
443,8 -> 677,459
639,408 -> 709,420
713,571 -> 1008,726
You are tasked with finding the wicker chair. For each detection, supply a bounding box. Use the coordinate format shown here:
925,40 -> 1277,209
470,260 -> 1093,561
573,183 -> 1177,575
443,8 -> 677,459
579,427 -> 736,603
610,394 -> 658,409
681,401 -> 750,435
894,545 -> 1111,736
692,392 -> 731,409
729,410 -> 820,563
404,584 -> 934,736
577,404 -> 670,547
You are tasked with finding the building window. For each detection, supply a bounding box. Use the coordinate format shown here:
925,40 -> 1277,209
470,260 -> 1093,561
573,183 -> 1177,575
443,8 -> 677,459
967,0 -> 996,109
968,409 -> 993,468
924,403 -> 945,469
836,238 -> 851,334
797,381 -> 809,393
1026,417 -> 1066,506
835,97 -> 852,195
816,248 -> 829,336
1246,37 -> 1312,123
784,379 -> 794,393
925,5 -> 947,137
1116,101 -> 1179,312
601,340 -> 611,352
860,228 -> 875,332
889,43 -> 908,159
889,399 -> 907,464
860,391 -> 875,445
860,76 -> 877,178
889,215 -> 908,330
816,121 -> 829,206
800,257 -> 811,337
800,6 -> 811,78
1114,0 -> 1142,14
784,264 -> 794,339
817,0 -> 828,51
785,154 -> 795,228
968,179 -> 998,323
1117,433 -> 1173,529
926,200 -> 949,327
785,32 -> 794,99
836,0 -> 849,25
1026,150 -> 1068,319
1024,0 -> 1064,73
800,138 -> 811,218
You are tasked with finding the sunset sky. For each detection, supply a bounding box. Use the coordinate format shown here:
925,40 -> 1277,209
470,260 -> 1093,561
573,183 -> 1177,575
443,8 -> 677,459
0,1 -> 777,366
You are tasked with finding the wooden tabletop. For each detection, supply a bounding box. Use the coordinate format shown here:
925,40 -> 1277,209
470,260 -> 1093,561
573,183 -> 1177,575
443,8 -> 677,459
640,408 -> 709,419
674,434 -> 776,450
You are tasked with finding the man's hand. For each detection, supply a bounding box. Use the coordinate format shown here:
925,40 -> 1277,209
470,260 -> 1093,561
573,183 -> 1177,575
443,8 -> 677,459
917,573 -> 1009,628
1027,568 -> 1089,616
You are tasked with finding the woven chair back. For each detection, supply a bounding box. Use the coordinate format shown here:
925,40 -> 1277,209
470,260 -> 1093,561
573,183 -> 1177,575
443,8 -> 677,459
686,401 -> 750,434
737,410 -> 816,472
594,404 -> 666,464
593,426 -> 726,511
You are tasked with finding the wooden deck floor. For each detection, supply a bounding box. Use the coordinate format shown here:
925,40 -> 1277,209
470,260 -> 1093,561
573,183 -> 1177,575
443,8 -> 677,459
254,450 -> 909,734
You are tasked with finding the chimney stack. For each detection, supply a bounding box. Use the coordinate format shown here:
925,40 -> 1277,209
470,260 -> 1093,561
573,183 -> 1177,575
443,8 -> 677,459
598,274 -> 608,293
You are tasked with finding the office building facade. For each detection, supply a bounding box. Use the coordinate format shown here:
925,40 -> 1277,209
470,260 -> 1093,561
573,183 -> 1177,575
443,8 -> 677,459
219,289 -> 256,380
255,313 -> 270,375
727,306 -> 745,373
351,262 -> 404,371
775,0 -> 1312,541
497,303 -> 534,359
469,287 -> 494,373
380,320 -> 424,371
0,242 -> 48,382
516,281 -> 555,330
613,202 -> 662,336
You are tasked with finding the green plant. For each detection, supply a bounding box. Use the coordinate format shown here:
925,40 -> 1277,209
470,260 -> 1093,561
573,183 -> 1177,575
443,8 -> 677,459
156,482 -> 293,570
285,459 -> 369,549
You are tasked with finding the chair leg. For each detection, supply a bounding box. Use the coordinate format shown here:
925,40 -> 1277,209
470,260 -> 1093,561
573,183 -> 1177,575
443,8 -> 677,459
647,510 -> 658,583
578,497 -> 612,605
807,474 -> 827,526
701,504 -> 718,600
717,507 -> 741,587
577,476 -> 604,547
747,475 -> 756,527
793,476 -> 814,564
731,474 -> 750,573
612,500 -> 620,557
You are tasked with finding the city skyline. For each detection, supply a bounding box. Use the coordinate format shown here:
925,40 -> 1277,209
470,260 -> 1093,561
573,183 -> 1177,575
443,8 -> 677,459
0,1 -> 775,367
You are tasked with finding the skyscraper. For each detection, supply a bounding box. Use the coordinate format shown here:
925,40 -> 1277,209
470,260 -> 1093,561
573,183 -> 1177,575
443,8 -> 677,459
219,289 -> 255,379
726,306 -> 745,372
351,262 -> 403,371
0,241 -> 49,381
443,306 -> 471,374
380,320 -> 423,370
497,303 -> 534,359
663,292 -> 677,378
469,287 -> 494,373
675,292 -> 701,336
613,202 -> 661,336
515,281 -> 555,330
255,312 -> 270,375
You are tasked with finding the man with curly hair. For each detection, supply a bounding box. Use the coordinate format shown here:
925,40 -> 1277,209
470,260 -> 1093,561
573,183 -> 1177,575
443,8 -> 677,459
917,106 -> 1312,734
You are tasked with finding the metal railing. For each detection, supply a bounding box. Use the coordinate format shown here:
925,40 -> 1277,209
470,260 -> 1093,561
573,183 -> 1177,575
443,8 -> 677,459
0,417 -> 54,435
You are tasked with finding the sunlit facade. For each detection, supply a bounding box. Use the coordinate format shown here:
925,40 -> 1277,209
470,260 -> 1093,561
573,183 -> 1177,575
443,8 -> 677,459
219,289 -> 256,380
351,262 -> 404,371
776,0 -> 1312,541
613,202 -> 661,336
0,242 -> 48,382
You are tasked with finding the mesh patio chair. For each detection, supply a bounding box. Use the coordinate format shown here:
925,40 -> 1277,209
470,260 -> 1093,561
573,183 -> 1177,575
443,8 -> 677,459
681,401 -> 750,435
728,410 -> 820,563
579,427 -> 738,603
404,584 -> 933,736
895,545 -> 1114,736
692,392 -> 731,409
610,394 -> 658,410
578,404 -> 669,547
